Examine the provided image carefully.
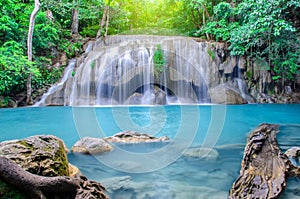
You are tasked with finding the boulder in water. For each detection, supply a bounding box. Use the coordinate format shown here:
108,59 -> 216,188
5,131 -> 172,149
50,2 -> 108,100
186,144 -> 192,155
0,135 -> 109,199
229,124 -> 300,199
71,137 -> 113,154
104,130 -> 169,143
209,84 -> 247,104
0,135 -> 69,176
285,147 -> 300,158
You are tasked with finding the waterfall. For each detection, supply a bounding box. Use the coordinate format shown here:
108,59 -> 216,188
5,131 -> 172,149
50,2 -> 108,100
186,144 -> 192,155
34,59 -> 75,106
35,35 -> 253,106
140,47 -> 154,105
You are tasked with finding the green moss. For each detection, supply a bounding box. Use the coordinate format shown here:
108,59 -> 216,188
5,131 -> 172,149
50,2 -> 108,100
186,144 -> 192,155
153,44 -> 165,78
90,60 -> 96,69
0,180 -> 27,199
18,141 -> 34,150
267,90 -> 275,95
207,49 -> 215,60
246,71 -> 252,79
53,141 -> 69,176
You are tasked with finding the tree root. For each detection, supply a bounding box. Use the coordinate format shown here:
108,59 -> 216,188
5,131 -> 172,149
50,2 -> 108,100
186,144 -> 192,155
0,156 -> 109,199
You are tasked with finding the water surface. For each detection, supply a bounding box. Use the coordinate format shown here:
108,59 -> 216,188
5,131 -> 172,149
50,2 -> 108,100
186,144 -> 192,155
0,104 -> 299,198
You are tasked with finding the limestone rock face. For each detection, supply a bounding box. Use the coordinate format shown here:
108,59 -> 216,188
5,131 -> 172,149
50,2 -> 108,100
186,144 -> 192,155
0,135 -> 69,176
71,137 -> 113,154
35,36 -> 223,106
229,124 -> 300,199
124,87 -> 166,105
154,86 -> 167,105
104,130 -> 169,143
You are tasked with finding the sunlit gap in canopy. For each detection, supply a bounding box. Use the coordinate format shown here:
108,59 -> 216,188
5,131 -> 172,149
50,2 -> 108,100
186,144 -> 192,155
117,0 -> 192,36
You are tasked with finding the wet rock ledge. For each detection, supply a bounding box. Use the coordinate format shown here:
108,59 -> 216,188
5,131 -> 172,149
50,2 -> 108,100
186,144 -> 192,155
229,124 -> 300,199
0,135 -> 109,199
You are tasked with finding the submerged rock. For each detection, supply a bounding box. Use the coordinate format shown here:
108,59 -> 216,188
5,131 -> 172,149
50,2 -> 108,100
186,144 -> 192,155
104,130 -> 169,143
71,137 -> 113,154
229,124 -> 300,199
183,147 -> 219,160
102,175 -> 227,199
101,176 -> 132,192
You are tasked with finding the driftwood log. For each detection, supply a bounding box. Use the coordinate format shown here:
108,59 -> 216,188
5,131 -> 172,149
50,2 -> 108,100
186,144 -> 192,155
0,156 -> 109,199
229,124 -> 300,199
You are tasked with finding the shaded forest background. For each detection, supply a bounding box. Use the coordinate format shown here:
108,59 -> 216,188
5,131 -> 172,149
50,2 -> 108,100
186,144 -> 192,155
0,0 -> 299,106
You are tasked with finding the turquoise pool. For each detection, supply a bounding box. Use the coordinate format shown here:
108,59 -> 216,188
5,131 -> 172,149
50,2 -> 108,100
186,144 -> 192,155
0,104 -> 299,198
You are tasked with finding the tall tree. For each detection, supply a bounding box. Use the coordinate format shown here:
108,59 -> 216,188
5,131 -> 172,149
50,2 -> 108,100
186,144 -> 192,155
96,0 -> 113,38
191,0 -> 211,39
71,0 -> 79,36
27,0 -> 40,104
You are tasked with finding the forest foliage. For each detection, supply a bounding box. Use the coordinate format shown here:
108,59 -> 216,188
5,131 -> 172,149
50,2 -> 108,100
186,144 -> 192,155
202,0 -> 300,87
0,0 -> 299,104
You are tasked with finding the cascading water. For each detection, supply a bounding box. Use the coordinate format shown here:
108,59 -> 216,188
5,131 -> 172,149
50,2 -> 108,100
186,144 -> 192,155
36,35 -> 254,106
34,59 -> 76,106
139,47 -> 154,105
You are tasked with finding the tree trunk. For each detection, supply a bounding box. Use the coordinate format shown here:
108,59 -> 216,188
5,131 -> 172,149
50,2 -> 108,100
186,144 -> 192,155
96,5 -> 109,39
201,5 -> 210,40
71,0 -> 79,36
199,4 -> 210,40
104,7 -> 110,37
27,0 -> 40,105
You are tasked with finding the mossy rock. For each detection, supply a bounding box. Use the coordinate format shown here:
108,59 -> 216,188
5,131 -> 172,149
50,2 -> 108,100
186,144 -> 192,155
0,135 -> 70,198
0,135 -> 69,177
